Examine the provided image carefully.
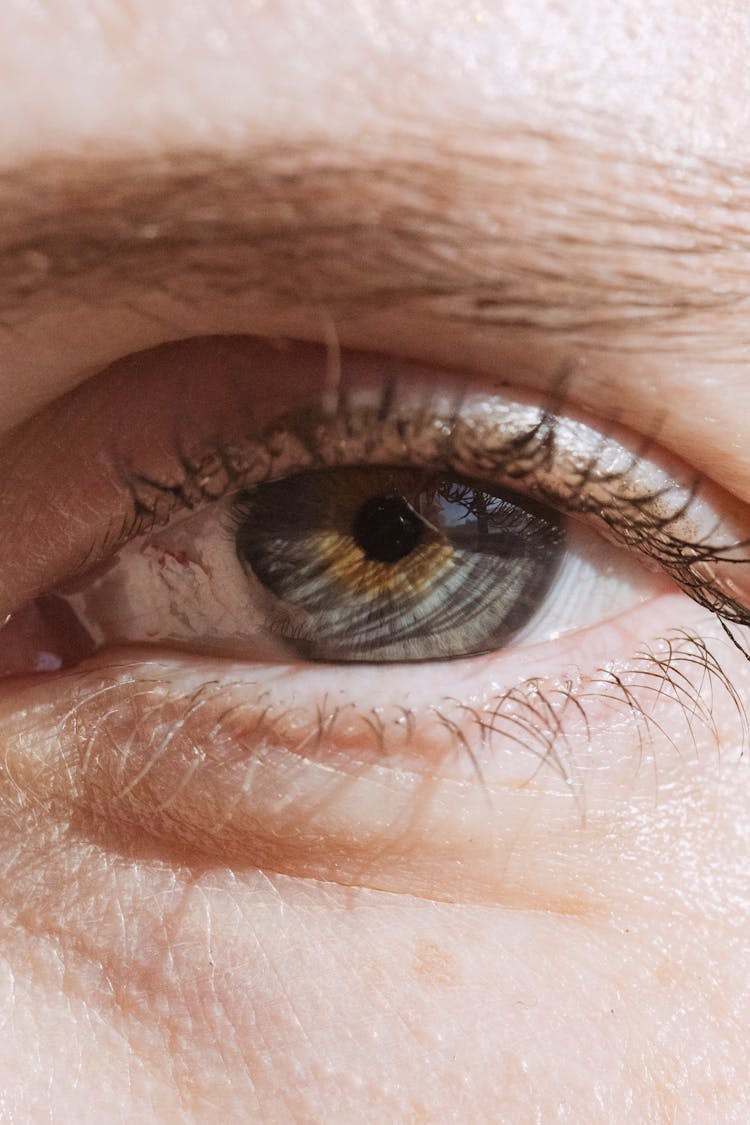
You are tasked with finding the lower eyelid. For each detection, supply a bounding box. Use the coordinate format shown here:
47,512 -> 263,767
2,593 -> 741,909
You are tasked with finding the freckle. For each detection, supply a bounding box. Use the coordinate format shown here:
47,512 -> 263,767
407,1103 -> 430,1124
413,939 -> 459,985
543,893 -> 594,917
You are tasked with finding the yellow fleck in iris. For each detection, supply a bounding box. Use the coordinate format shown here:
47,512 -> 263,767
312,531 -> 456,597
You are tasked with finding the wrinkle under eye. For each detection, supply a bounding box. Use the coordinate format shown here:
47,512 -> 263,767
233,467 -> 566,662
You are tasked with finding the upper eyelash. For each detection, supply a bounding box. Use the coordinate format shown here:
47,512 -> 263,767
122,378 -> 750,655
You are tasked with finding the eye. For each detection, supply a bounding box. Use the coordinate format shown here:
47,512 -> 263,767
1,335 -> 748,904
12,337 -> 744,673
68,461 -> 653,666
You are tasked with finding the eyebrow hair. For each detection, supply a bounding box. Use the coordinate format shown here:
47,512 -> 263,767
0,128 -> 747,350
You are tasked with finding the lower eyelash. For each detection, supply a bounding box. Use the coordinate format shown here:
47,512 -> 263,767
62,627 -> 746,814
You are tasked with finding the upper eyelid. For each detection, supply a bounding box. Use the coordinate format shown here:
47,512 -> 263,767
2,149 -> 747,509
1,335 -> 749,643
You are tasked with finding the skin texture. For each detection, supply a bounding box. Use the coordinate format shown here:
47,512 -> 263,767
2,2 -> 750,1122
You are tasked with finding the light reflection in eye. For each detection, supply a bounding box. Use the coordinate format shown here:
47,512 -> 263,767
43,463 -> 659,667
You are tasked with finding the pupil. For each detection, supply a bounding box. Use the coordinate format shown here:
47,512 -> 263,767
352,494 -> 424,564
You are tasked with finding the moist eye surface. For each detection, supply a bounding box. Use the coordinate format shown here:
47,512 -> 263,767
233,467 -> 566,662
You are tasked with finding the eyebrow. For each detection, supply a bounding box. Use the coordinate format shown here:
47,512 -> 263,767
0,128 -> 747,350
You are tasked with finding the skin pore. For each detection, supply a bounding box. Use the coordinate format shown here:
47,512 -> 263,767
2,1 -> 750,1121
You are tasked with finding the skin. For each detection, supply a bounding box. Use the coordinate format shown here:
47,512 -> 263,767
2,2 -> 750,1121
